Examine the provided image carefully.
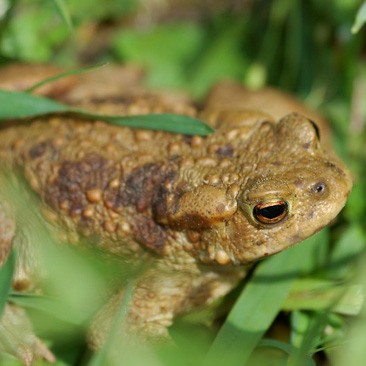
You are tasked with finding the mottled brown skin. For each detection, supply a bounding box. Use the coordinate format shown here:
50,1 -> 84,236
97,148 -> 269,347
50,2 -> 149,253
0,65 -> 352,364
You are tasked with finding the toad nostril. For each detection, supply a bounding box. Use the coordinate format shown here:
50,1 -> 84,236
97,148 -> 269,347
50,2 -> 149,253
312,181 -> 327,194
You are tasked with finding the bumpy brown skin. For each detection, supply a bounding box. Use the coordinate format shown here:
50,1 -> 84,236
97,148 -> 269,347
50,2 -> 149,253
0,65 -> 352,362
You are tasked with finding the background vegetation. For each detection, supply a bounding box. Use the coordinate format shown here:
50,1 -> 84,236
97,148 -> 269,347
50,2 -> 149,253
0,0 -> 366,365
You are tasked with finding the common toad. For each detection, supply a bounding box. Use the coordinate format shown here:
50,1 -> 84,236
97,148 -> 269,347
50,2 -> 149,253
0,65 -> 352,364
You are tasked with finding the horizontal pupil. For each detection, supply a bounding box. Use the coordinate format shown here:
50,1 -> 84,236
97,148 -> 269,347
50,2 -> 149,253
259,204 -> 285,219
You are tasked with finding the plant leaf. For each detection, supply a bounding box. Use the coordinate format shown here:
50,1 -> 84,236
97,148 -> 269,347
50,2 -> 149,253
76,110 -> 214,135
258,339 -> 315,366
51,0 -> 73,32
8,292 -> 89,326
352,1 -> 366,34
0,250 -> 16,319
203,242 -> 312,366
88,281 -> 134,366
0,89 -> 69,118
327,224 -> 366,279
287,311 -> 328,366
283,279 -> 364,316
0,90 -> 214,135
26,63 -> 108,93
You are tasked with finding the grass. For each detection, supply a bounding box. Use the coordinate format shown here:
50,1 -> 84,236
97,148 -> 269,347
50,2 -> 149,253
0,89 -> 214,135
203,243 -> 315,366
0,0 -> 366,365
0,250 -> 15,319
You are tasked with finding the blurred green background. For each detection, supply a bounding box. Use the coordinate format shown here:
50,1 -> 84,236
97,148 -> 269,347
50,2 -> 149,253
0,0 -> 364,98
0,1 -> 366,365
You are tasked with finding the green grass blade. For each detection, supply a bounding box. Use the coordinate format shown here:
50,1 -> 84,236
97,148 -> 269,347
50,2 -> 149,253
0,250 -> 15,319
258,339 -> 315,366
287,311 -> 328,366
0,352 -> 23,365
51,0 -> 73,32
88,281 -> 134,366
0,0 -> 18,42
0,172 -> 110,330
203,239 -> 318,366
0,90 -> 214,135
0,90 -> 69,118
76,110 -> 214,135
351,1 -> 366,34
327,224 -> 366,279
26,63 -> 108,93
283,279 -> 364,315
8,292 -> 89,326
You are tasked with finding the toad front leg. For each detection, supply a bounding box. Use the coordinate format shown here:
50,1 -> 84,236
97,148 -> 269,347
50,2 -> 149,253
88,261 -> 244,349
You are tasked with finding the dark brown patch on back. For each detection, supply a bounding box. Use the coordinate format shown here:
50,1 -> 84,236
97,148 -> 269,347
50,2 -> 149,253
29,141 -> 48,159
131,214 -> 166,254
86,95 -> 137,105
152,180 -> 185,224
103,163 -> 173,214
122,163 -> 165,213
216,144 -> 234,158
45,153 -> 115,215
184,135 -> 193,145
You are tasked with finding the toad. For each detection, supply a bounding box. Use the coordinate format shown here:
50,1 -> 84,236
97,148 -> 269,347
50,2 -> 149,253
0,65 -> 352,365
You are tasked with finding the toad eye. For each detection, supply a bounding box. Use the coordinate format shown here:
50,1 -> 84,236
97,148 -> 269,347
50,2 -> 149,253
253,201 -> 288,224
